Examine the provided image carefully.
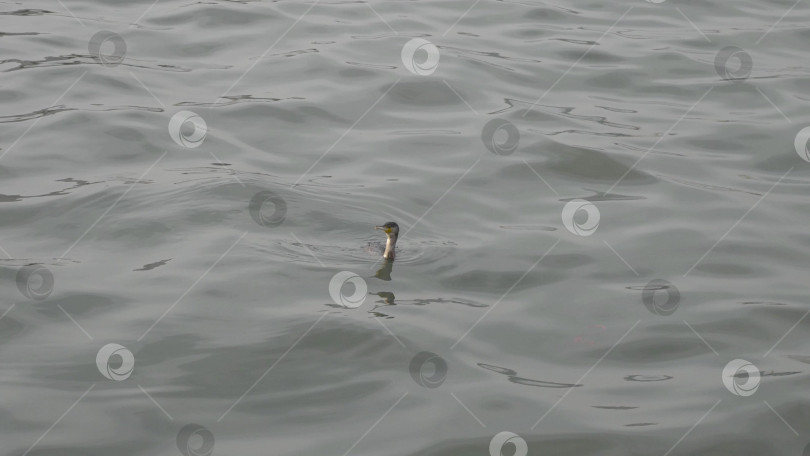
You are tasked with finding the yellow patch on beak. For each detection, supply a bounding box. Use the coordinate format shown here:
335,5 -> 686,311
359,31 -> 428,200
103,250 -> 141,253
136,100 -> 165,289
385,228 -> 392,233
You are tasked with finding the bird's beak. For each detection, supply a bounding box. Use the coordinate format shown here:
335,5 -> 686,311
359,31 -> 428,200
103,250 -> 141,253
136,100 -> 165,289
374,225 -> 391,233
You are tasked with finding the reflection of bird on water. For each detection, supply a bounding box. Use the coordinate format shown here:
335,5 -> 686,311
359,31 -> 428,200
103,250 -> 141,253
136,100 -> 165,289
375,259 -> 394,281
374,222 -> 399,260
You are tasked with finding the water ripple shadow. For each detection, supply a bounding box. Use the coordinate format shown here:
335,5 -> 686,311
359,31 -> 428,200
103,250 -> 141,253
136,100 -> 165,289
478,362 -> 582,388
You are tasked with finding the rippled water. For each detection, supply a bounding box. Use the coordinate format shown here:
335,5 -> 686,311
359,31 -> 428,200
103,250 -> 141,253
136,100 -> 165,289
4,0 -> 810,455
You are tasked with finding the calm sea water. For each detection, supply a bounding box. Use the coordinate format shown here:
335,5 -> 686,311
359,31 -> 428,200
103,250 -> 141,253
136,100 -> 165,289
3,0 -> 810,455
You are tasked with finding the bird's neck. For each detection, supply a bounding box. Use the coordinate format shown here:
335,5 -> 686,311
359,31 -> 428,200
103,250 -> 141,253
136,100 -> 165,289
384,235 -> 397,260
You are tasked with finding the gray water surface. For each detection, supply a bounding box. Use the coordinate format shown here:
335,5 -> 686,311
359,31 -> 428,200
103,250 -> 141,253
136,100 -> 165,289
3,0 -> 810,455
